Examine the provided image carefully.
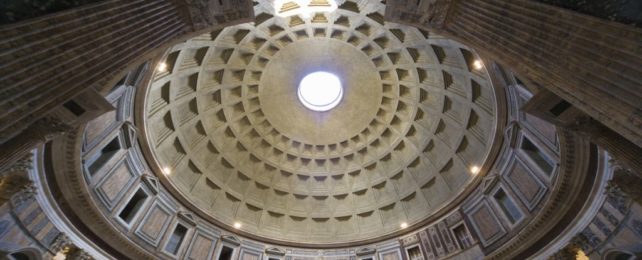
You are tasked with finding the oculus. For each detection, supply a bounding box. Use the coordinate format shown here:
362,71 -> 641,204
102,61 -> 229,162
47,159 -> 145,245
297,71 -> 343,111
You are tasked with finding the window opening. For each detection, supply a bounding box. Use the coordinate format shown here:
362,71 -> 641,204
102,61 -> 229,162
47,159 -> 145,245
520,137 -> 554,174
118,188 -> 148,224
164,224 -> 188,255
549,100 -> 571,116
88,136 -> 121,175
494,188 -> 522,223
218,246 -> 234,260
63,100 -> 86,116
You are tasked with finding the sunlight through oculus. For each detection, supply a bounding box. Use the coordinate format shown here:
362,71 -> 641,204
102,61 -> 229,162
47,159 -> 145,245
298,72 -> 343,111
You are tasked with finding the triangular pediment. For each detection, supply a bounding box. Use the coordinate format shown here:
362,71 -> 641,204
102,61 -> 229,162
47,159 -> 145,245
265,247 -> 286,256
141,175 -> 159,194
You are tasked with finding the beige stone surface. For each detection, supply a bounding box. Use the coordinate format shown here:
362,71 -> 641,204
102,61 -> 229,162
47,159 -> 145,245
142,0 -> 498,243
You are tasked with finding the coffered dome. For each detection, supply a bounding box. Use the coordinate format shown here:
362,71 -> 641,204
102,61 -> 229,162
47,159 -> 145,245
141,0 -> 498,244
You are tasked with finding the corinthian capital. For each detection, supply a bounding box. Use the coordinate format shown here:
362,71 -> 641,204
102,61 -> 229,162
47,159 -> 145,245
31,116 -> 73,141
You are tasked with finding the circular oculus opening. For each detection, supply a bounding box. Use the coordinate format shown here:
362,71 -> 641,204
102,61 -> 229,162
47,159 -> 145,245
298,72 -> 343,111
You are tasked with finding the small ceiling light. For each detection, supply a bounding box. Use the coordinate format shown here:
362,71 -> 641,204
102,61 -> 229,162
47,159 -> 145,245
470,165 -> 481,175
472,59 -> 484,70
157,62 -> 168,72
298,71 -> 343,111
400,222 -> 408,229
233,222 -> 242,229
162,167 -> 172,175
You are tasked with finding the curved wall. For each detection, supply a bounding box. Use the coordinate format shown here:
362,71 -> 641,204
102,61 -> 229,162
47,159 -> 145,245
31,60 -> 604,259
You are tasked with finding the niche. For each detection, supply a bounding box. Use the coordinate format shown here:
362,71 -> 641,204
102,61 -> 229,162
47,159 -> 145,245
218,246 -> 234,260
406,246 -> 424,260
494,188 -> 522,224
520,137 -> 554,175
87,136 -> 121,175
117,188 -> 148,224
164,224 -> 188,255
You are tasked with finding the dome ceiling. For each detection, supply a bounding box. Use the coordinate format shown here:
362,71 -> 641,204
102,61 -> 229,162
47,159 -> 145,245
142,0 -> 498,244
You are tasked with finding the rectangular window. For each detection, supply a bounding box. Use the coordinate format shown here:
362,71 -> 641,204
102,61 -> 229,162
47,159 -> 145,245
520,137 -> 554,174
63,100 -> 86,116
88,136 -> 121,175
218,246 -> 234,260
494,188 -> 522,223
118,188 -> 148,224
164,224 -> 188,255
453,224 -> 473,249
549,100 -> 571,117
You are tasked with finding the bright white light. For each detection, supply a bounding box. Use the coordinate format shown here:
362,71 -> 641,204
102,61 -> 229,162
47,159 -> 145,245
162,167 -> 172,175
157,62 -> 168,72
233,222 -> 242,229
470,165 -> 481,175
298,72 -> 343,111
472,59 -> 483,70
400,222 -> 408,229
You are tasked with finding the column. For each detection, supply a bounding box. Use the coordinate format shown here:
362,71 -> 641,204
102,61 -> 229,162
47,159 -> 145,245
0,117 -> 71,173
0,0 -> 254,146
385,0 -> 642,147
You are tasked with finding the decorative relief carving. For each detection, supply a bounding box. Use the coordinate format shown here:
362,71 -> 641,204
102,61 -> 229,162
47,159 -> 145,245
570,232 -> 590,252
445,211 -> 462,226
49,233 -> 73,254
1,154 -> 34,205
609,164 -> 642,205
548,246 -> 578,260
401,234 -> 419,246
49,232 -> 94,260
32,116 -> 74,141
67,248 -> 93,260
605,183 -> 630,215
9,183 -> 36,206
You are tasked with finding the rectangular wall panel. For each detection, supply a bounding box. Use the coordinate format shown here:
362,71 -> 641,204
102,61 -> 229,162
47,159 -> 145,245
135,200 -> 173,246
95,156 -> 137,209
186,230 -> 217,260
467,200 -> 506,246
505,158 -> 547,210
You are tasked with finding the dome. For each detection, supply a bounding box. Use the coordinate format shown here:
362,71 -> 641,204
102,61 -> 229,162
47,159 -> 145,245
4,0 -> 638,259
141,0 -> 498,245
